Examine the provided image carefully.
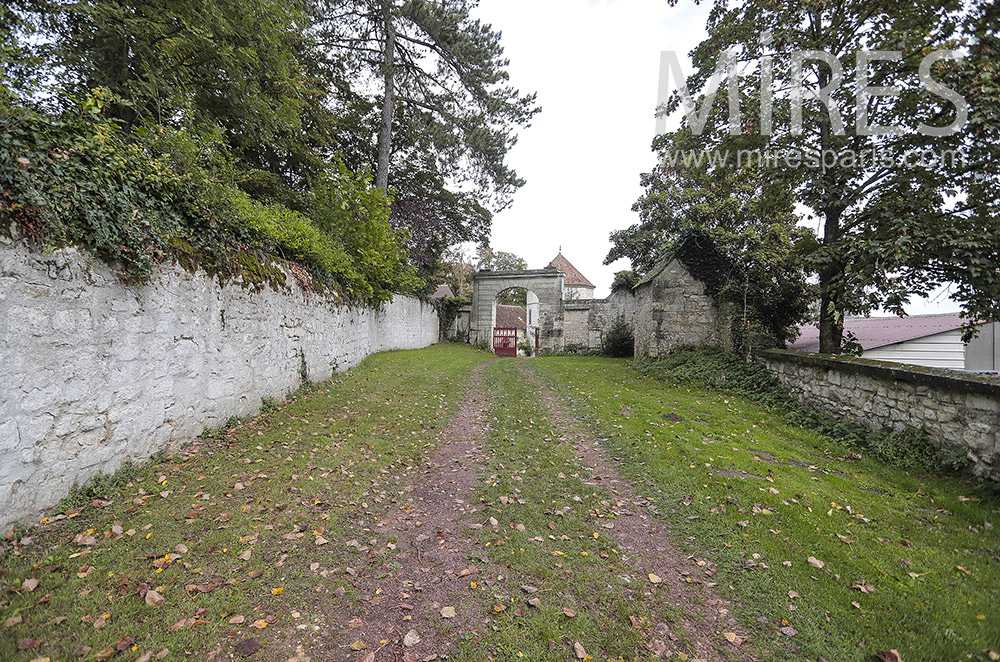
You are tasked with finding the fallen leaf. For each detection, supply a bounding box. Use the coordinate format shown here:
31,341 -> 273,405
17,638 -> 42,650
520,585 -> 538,593
807,556 -> 825,569
239,549 -> 252,561
875,651 -> 903,662
315,536 -> 329,546
72,645 -> 91,657
251,620 -> 268,629
563,608 -> 577,618
648,573 -> 662,584
573,642 -> 588,659
4,616 -> 22,627
440,606 -> 456,618
403,630 -> 420,647
271,587 -> 283,595
144,590 -> 165,607
787,590 -> 799,599
22,578 -> 39,592
724,632 -> 743,645
234,639 -> 261,657
229,615 -> 245,625
779,626 -> 797,637
77,566 -> 95,579
528,597 -> 541,607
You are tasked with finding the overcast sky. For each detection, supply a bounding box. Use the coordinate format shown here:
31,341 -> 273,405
471,0 -> 960,315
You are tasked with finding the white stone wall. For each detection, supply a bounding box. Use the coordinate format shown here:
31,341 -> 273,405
0,238 -> 438,528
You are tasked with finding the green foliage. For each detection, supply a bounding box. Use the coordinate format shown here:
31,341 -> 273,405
634,349 -> 968,474
601,315 -> 634,358
433,296 -> 470,341
0,104 -> 419,302
610,270 -> 639,294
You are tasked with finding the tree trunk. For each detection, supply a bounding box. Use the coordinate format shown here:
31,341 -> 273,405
375,1 -> 396,192
817,204 -> 845,354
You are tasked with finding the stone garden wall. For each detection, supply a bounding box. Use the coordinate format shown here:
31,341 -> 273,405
0,237 -> 439,528
758,350 -> 1000,480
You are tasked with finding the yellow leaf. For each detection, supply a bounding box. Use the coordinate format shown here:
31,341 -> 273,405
271,587 -> 283,595
648,573 -> 662,584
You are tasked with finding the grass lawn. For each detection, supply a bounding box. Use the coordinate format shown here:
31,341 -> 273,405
2,346 -> 997,662
0,345 -> 487,662
531,355 -> 1000,662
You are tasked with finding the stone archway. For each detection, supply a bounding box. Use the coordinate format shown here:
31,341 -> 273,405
471,268 -> 565,354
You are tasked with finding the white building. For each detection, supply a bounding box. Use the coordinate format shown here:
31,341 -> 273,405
790,314 -> 999,372
548,252 -> 595,300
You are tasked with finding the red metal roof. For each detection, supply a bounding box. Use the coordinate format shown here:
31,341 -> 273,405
496,305 -> 526,329
548,253 -> 595,287
789,313 -> 967,353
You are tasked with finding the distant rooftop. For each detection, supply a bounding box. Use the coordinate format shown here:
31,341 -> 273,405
790,313 -> 968,353
430,283 -> 455,299
496,304 -> 526,329
548,253 -> 594,287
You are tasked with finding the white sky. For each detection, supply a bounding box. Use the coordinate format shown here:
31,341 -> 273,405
473,0 -> 960,315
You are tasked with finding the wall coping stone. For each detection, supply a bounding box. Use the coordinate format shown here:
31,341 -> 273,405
757,349 -> 1000,397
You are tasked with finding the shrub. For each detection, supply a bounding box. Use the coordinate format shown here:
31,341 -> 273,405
0,101 -> 420,303
601,315 -> 634,357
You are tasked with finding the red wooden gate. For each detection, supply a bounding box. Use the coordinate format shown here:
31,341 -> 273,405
492,327 -> 518,357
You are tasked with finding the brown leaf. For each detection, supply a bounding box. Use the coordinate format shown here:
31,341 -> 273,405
562,608 -> 577,618
229,615 -> 245,625
77,566 -> 95,579
573,642 -> 588,659
440,606 -> 456,618
17,638 -> 42,650
155,649 -> 169,660
315,536 -> 329,546
724,632 -> 744,645
144,590 -> 165,607
807,556 -> 825,569
72,645 -> 92,657
95,647 -> 117,662
520,585 -> 538,593
402,630 -> 420,647
116,636 -> 135,651
234,639 -> 261,657
648,573 -> 662,584
4,616 -> 22,627
875,651 -> 903,662
787,590 -> 799,599
22,578 -> 40,592
349,640 -> 365,651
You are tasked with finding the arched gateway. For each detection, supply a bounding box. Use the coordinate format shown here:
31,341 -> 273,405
471,268 -> 565,354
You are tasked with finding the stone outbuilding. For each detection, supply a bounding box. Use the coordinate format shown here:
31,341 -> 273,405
462,237 -> 730,357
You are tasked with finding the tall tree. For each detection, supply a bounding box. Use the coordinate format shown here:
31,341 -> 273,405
11,0 -> 335,189
659,0 -> 1000,352
316,0 -> 539,274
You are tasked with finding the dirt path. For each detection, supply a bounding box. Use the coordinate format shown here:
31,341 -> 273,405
519,363 -> 756,662
319,360 -> 495,662
301,356 -> 752,662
